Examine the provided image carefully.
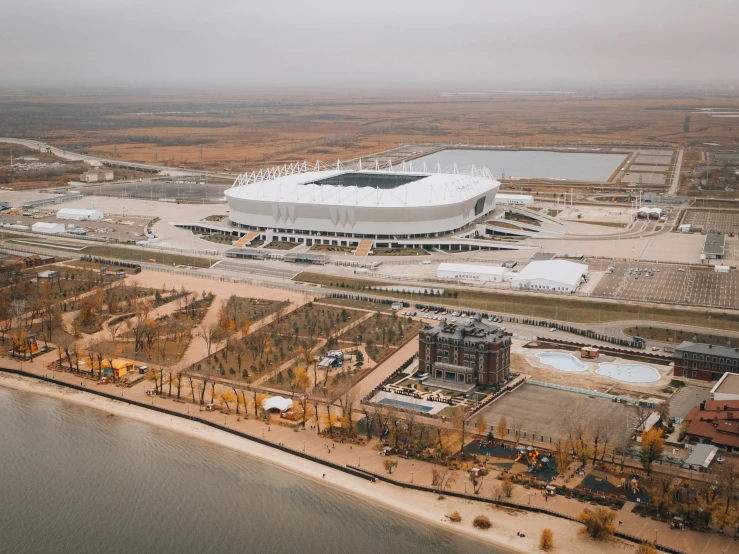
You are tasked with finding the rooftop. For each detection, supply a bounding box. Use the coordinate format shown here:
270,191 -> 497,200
685,399 -> 739,449
422,315 -> 507,344
703,234 -> 726,256
437,262 -> 511,276
511,260 -> 589,286
674,341 -> 739,358
711,373 -> 739,396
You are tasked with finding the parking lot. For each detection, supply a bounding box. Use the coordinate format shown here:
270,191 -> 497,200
681,210 -> 739,235
593,261 -> 739,309
479,384 -> 636,443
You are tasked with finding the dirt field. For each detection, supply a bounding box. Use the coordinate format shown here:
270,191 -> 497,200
479,384 -> 637,444
2,90 -> 739,176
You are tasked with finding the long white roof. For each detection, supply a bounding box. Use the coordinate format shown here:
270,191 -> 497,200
438,262 -> 510,276
226,168 -> 498,208
56,208 -> 101,215
511,260 -> 588,286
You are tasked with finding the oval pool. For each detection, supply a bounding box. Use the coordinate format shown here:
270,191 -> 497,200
596,362 -> 660,383
536,352 -> 588,372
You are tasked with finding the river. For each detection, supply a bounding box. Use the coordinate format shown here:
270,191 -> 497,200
0,386 -> 503,554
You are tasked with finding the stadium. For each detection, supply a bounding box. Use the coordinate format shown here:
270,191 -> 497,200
225,162 -> 500,245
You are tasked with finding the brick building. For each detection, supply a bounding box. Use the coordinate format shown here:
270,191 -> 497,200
673,341 -> 739,381
418,314 -> 511,391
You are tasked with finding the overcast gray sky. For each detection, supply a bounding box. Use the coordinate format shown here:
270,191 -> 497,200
1,0 -> 737,89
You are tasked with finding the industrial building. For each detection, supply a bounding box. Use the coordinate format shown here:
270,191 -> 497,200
56,208 -> 104,221
225,162 -> 500,240
418,314 -> 511,391
702,234 -> 725,260
436,262 -> 513,282
510,260 -> 588,293
673,341 -> 739,381
32,221 -> 65,234
82,169 -> 114,183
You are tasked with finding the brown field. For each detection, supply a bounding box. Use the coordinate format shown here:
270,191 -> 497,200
1,89 -> 738,176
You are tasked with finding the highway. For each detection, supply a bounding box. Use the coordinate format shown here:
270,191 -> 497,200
0,136 -> 236,181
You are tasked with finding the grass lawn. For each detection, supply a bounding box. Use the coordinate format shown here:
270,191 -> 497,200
295,272 -> 739,332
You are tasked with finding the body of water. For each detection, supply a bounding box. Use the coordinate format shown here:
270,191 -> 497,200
0,386 -> 502,554
406,149 -> 626,181
536,352 -> 588,373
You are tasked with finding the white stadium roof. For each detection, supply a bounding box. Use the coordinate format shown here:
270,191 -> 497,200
227,163 -> 497,209
511,260 -> 588,287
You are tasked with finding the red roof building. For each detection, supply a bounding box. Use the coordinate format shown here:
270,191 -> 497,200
684,399 -> 739,451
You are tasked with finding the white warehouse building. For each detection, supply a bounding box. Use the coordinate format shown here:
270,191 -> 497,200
437,262 -> 514,282
510,260 -> 588,293
56,208 -> 104,221
32,221 -> 65,234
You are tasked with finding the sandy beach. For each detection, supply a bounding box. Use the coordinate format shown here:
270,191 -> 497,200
0,372 -> 639,554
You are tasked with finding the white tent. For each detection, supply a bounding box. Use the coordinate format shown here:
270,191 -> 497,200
510,260 -> 588,293
262,396 -> 293,413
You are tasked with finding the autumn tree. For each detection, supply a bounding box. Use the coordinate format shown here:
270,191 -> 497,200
553,440 -> 572,477
383,458 -> 398,474
640,428 -> 665,475
635,542 -> 657,554
539,528 -> 554,552
577,506 -> 616,541
431,468 -> 457,498
496,415 -> 508,441
452,408 -> 468,454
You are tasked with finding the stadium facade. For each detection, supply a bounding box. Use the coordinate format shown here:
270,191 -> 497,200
225,162 -> 500,241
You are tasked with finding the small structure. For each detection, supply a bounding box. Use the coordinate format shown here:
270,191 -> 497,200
283,252 -> 330,264
37,270 -> 60,283
32,221 -> 65,234
684,444 -> 719,471
101,358 -> 133,379
496,194 -> 534,206
391,301 -> 403,310
714,265 -> 730,273
56,208 -> 104,221
678,223 -> 693,233
82,169 -> 114,183
711,373 -> 739,401
437,262 -> 514,283
580,347 -> 599,359
510,260 -> 588,293
225,247 -> 268,260
262,396 -> 294,419
702,234 -> 725,260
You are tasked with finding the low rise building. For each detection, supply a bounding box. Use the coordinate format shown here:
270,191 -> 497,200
56,208 -> 103,221
418,314 -> 511,391
684,400 -> 739,451
702,234 -> 725,260
711,373 -> 739,401
31,221 -> 65,234
673,341 -> 739,381
82,169 -> 114,183
436,262 -> 514,283
510,260 -> 588,293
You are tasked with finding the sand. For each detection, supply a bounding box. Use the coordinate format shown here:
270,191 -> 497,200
0,372 -> 637,554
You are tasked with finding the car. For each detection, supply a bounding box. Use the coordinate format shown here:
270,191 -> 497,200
550,328 -> 557,332
678,267 -> 686,272
204,403 -> 217,412
452,311 -> 459,316
451,318 -> 457,322
651,347 -> 660,352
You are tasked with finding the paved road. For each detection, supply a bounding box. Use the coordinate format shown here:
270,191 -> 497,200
0,136 -> 235,180
668,148 -> 684,196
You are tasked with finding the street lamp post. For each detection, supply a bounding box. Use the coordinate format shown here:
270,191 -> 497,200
358,456 -> 361,467
303,440 -> 305,452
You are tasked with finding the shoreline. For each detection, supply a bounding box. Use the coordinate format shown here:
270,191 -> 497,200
0,373 -> 628,554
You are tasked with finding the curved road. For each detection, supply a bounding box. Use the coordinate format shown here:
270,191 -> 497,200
0,136 -> 235,180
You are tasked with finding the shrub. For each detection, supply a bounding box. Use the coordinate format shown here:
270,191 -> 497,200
539,528 -> 554,551
446,511 -> 462,523
577,507 -> 615,541
472,515 -> 492,530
